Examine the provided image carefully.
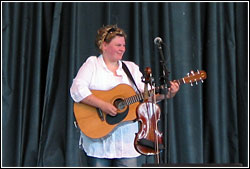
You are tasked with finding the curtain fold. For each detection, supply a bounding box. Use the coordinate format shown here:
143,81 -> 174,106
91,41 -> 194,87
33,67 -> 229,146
37,3 -> 63,166
2,2 -> 248,167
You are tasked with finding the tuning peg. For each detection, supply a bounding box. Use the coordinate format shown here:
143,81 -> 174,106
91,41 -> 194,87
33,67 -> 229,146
197,69 -> 200,74
189,79 -> 193,86
194,78 -> 198,85
191,70 -> 195,75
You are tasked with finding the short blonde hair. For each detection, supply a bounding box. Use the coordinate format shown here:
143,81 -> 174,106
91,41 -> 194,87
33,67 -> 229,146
95,25 -> 127,53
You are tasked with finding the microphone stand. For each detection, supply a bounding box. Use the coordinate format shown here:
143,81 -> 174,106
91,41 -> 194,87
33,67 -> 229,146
155,42 -> 171,164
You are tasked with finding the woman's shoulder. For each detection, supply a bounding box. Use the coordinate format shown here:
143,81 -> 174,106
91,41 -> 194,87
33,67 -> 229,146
121,60 -> 141,74
122,60 -> 139,68
78,56 -> 99,70
85,56 -> 99,62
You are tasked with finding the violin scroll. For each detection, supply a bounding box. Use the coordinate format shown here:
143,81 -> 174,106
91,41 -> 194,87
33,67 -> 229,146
141,67 -> 153,85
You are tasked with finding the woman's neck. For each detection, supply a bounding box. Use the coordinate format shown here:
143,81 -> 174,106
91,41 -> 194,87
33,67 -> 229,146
103,55 -> 120,76
103,55 -> 119,67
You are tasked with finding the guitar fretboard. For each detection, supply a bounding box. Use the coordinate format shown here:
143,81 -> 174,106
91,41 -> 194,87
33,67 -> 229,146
123,85 -> 167,105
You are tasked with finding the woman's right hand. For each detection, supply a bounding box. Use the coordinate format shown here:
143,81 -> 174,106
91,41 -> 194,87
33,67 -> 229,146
82,94 -> 117,116
99,101 -> 117,116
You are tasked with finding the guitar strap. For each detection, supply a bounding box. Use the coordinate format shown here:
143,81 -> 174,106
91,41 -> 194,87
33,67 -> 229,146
122,61 -> 141,94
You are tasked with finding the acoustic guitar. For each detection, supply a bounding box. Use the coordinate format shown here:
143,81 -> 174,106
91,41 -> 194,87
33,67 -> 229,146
74,70 -> 207,139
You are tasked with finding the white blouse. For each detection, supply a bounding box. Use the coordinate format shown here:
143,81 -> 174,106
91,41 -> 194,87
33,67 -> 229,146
70,55 -> 145,158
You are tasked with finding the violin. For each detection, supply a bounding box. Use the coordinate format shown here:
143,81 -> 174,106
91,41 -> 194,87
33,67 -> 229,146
134,67 -> 164,163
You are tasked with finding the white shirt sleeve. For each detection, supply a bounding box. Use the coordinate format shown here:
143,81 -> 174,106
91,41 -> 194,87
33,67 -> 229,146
70,56 -> 97,102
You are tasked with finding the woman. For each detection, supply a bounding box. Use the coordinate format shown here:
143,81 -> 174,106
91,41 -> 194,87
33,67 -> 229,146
70,25 -> 179,167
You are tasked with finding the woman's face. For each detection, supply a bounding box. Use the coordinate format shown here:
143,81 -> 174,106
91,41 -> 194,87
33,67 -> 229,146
102,36 -> 126,62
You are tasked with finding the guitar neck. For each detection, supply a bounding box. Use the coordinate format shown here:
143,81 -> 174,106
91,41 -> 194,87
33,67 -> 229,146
176,78 -> 185,85
124,92 -> 144,105
124,85 -> 166,106
124,70 -> 207,106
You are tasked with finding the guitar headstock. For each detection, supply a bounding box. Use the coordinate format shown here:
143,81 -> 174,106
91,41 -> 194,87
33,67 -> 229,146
182,70 -> 207,86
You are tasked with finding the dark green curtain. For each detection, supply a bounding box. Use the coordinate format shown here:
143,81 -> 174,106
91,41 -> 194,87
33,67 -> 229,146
2,2 -> 248,167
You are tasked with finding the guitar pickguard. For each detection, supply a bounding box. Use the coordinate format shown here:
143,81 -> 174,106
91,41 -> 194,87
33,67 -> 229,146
106,106 -> 129,125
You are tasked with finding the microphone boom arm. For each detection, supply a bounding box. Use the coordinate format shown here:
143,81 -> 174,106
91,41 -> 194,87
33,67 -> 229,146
156,41 -> 171,91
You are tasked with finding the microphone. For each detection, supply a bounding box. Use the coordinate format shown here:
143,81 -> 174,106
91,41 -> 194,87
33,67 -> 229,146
154,37 -> 163,46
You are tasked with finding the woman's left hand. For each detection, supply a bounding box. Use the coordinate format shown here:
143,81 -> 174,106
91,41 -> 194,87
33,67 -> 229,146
167,81 -> 180,98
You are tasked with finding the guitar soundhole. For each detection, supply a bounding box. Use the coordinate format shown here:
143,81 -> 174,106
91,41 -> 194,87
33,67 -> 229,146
114,98 -> 126,110
106,102 -> 129,125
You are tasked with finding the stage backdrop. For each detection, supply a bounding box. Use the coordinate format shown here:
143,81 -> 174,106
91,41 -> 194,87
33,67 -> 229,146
2,2 -> 248,167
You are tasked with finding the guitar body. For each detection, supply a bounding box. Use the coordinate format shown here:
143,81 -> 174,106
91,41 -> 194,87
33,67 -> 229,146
74,84 -> 140,139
